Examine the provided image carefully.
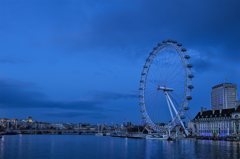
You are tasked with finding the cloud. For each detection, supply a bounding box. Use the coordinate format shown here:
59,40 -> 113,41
1,1 -> 239,68
44,112 -> 108,119
91,91 -> 138,101
0,58 -> 30,64
0,78 -> 137,111
188,46 -> 240,74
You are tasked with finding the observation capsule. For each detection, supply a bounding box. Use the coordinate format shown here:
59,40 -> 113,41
184,106 -> 190,110
143,65 -> 148,68
184,55 -> 190,59
149,52 -> 154,55
177,43 -> 182,46
139,88 -> 143,90
140,80 -> 144,83
146,58 -> 151,62
141,73 -> 146,76
167,39 -> 172,42
139,103 -> 144,106
181,48 -> 187,52
180,115 -> 186,119
140,110 -> 145,113
142,116 -> 146,119
158,43 -> 162,46
188,74 -> 194,78
162,40 -> 167,43
187,64 -> 193,68
172,40 -> 177,43
139,95 -> 143,98
186,96 -> 192,100
188,85 -> 194,89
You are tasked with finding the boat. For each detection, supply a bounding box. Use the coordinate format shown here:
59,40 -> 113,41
106,133 -> 111,136
126,133 -> 144,139
111,132 -> 127,138
95,133 -> 103,136
2,131 -> 18,135
146,134 -> 172,140
111,132 -> 122,137
95,124 -> 103,136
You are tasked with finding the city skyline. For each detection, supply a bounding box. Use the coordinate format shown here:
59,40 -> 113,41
0,0 -> 240,124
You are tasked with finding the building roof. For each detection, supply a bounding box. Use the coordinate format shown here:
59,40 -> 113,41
212,83 -> 236,89
234,106 -> 240,112
194,105 -> 240,119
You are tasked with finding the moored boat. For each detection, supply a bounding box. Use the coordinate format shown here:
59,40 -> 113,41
146,134 -> 172,140
95,133 -> 103,136
2,131 -> 18,135
126,133 -> 144,139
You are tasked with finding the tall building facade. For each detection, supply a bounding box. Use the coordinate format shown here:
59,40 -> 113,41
211,83 -> 238,110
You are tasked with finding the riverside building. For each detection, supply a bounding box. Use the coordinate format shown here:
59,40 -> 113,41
189,102 -> 240,137
188,83 -> 240,137
211,83 -> 238,110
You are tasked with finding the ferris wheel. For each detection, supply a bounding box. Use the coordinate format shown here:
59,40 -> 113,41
139,39 -> 194,135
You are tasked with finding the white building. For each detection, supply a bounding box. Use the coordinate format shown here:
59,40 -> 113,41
211,83 -> 238,110
188,102 -> 240,137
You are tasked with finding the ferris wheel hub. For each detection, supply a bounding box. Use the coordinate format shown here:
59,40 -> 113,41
157,86 -> 173,91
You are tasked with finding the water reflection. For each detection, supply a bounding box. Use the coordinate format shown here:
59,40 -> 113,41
0,136 -> 4,158
0,136 -> 240,159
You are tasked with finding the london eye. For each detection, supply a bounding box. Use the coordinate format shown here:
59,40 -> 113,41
139,39 -> 193,135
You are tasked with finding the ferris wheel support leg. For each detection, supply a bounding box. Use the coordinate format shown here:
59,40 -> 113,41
165,92 -> 189,136
165,93 -> 174,121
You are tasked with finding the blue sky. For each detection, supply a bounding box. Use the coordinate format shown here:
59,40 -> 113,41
0,0 -> 240,124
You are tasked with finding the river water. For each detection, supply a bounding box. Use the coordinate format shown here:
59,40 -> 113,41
0,134 -> 239,159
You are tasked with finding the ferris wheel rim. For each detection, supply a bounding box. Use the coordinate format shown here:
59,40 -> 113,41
139,41 -> 193,132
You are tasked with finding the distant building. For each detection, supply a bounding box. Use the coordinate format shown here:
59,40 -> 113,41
211,83 -> 238,110
21,116 -> 37,123
127,122 -> 132,127
188,101 -> 240,137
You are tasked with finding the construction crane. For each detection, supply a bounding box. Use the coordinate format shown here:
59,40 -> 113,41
123,117 -> 126,126
105,117 -> 109,126
112,118 -> 116,126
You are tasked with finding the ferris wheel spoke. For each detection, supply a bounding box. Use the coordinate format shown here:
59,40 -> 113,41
156,55 -> 168,84
158,91 -> 165,123
171,91 -> 183,102
148,72 -> 160,85
148,91 -> 160,122
148,78 -> 159,87
167,67 -> 184,82
145,83 -> 158,90
145,91 -> 159,101
166,75 -> 184,86
145,84 -> 158,90
163,52 -> 179,82
153,61 -> 162,84
166,66 -> 183,82
164,63 -> 182,83
147,90 -> 164,123
156,93 -> 166,123
145,91 -> 160,108
154,92 -> 165,123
